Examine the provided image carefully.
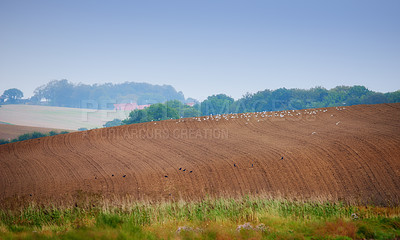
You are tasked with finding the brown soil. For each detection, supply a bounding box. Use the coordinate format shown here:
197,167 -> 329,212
0,103 -> 399,207
0,124 -> 73,140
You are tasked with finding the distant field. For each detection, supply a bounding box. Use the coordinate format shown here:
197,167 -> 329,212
0,104 -> 130,130
0,124 -> 74,140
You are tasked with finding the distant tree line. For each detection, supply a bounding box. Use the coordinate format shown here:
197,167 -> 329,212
203,86 -> 400,115
2,83 -> 400,128
120,100 -> 201,125
20,79 -> 185,109
0,131 -> 69,145
116,85 -> 400,126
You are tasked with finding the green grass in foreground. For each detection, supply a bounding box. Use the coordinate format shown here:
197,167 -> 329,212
0,196 -> 399,239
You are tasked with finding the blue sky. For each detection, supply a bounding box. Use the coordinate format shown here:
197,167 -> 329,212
0,0 -> 399,101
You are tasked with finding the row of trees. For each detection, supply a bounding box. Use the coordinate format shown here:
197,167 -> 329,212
2,83 -> 400,124
115,86 -> 400,126
31,80 -> 186,108
0,131 -> 69,145
1,80 -> 186,108
120,100 -> 200,125
202,86 -> 400,115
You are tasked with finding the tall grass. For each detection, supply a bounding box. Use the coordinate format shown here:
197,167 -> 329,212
1,196 -> 399,239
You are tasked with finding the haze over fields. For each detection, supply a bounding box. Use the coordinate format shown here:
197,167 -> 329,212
1,0 -> 399,100
0,104 -> 131,130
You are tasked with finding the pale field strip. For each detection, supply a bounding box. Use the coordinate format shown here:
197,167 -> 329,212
0,104 -> 131,130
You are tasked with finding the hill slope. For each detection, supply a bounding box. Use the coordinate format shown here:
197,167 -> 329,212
1,103 -> 399,207
0,124 -> 73,140
0,105 -> 131,130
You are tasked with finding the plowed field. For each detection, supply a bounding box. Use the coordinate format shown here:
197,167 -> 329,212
0,124 -> 73,140
1,103 -> 399,207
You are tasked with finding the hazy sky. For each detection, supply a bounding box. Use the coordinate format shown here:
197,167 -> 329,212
0,0 -> 399,101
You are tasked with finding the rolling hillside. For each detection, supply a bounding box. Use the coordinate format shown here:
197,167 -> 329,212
0,124 -> 73,140
0,104 -> 130,130
0,103 -> 399,207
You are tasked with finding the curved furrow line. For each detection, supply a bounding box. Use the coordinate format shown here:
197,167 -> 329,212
310,141 -> 359,197
218,145 -> 271,195
356,136 -> 400,189
87,129 -> 133,173
289,147 -> 338,197
166,132 -> 247,195
85,129 -> 143,195
9,140 -> 54,199
171,121 -> 250,195
143,136 -> 214,198
42,135 -> 82,185
337,137 -> 394,203
148,136 -> 216,196
78,132 -> 116,192
63,132 -> 120,194
106,130 -> 170,197
161,119 -> 235,196
112,128 -> 182,197
329,140 -> 379,200
70,132 -> 127,194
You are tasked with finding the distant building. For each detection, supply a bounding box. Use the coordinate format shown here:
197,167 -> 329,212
114,103 -> 150,111
185,102 -> 195,107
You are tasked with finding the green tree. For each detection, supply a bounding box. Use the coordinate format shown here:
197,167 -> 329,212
146,103 -> 179,121
122,109 -> 149,125
181,106 -> 201,118
122,102 -> 182,125
200,94 -> 234,115
165,100 -> 200,118
361,92 -> 388,104
2,88 -> 23,103
271,88 -> 292,110
17,132 -> 46,141
103,119 -> 123,128
49,131 -> 58,136
386,90 -> 400,103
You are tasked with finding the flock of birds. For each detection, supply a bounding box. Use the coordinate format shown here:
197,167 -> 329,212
173,107 -> 347,124
29,106 -> 350,198
92,107 -> 348,184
